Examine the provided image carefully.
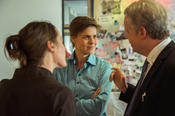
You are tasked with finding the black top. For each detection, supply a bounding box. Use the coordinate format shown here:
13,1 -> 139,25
0,65 -> 75,116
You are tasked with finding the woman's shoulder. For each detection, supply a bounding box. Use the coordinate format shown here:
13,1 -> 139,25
54,84 -> 74,106
95,56 -> 112,67
0,79 -> 11,96
53,84 -> 75,116
57,86 -> 74,97
55,82 -> 73,95
0,79 -> 10,88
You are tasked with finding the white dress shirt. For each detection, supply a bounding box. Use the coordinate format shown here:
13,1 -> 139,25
141,37 -> 171,84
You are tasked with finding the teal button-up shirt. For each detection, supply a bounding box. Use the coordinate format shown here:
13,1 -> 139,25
53,53 -> 112,116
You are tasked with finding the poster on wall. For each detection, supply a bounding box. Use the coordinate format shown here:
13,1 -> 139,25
94,0 -> 175,86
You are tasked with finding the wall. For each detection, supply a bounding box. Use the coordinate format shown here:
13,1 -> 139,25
0,0 -> 62,80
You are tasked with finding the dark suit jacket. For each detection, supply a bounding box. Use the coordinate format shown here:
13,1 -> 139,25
119,41 -> 175,116
0,65 -> 75,116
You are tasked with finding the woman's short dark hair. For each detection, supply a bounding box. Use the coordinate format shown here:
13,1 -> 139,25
4,21 -> 58,67
69,16 -> 101,37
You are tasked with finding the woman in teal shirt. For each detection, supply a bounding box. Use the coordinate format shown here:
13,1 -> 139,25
54,16 -> 112,116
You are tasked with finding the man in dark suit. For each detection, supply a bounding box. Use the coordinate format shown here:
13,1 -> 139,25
110,0 -> 175,116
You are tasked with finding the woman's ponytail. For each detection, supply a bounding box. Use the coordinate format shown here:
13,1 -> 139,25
4,34 -> 27,67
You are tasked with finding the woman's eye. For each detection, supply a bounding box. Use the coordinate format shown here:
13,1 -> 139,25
83,36 -> 89,39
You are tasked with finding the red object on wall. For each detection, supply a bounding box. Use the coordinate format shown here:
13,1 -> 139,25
66,50 -> 71,58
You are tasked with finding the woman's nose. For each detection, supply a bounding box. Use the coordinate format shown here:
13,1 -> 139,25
89,37 -> 96,43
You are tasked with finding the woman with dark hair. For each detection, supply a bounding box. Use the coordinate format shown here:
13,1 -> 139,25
0,21 -> 75,116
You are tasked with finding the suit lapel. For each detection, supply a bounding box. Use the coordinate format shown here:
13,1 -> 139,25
140,41 -> 175,92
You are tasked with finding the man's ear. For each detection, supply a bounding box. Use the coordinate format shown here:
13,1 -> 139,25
47,40 -> 55,52
139,26 -> 147,39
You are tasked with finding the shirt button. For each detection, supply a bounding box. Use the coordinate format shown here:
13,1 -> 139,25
77,81 -> 80,84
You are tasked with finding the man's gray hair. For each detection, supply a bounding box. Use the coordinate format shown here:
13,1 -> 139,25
124,0 -> 169,40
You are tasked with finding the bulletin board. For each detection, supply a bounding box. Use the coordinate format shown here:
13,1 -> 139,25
166,0 -> 175,40
94,0 -> 175,85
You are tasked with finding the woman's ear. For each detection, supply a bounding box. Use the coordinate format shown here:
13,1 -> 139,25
70,36 -> 75,47
47,40 -> 55,53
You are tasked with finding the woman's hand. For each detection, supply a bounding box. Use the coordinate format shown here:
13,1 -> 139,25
92,88 -> 100,99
